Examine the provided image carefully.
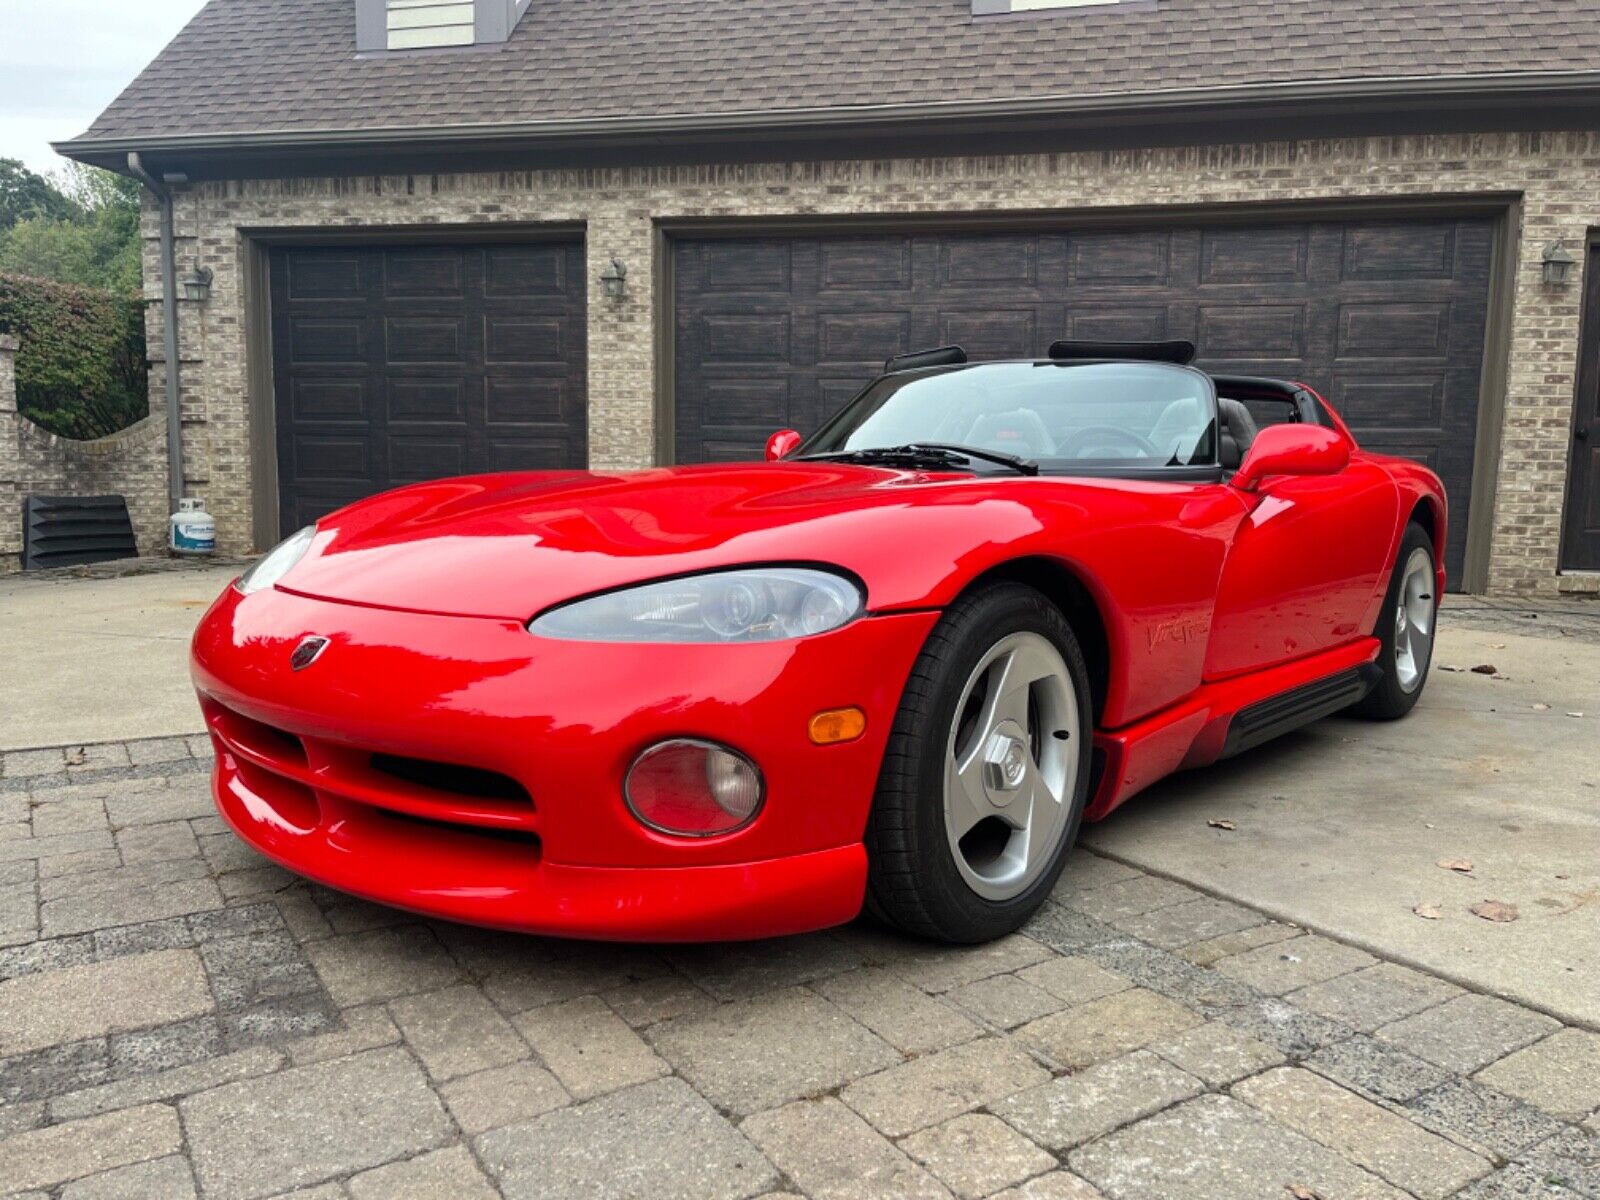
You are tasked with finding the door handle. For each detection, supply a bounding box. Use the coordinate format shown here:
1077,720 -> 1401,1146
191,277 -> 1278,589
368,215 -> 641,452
1579,425 -> 1590,441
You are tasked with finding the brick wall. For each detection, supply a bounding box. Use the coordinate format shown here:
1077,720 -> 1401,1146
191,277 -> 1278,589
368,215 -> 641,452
144,130 -> 1600,596
0,334 -> 171,573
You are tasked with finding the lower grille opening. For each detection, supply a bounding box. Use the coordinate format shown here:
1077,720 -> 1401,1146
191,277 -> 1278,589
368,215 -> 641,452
215,704 -> 308,768
232,755 -> 320,831
375,806 -> 541,851
369,753 -> 531,805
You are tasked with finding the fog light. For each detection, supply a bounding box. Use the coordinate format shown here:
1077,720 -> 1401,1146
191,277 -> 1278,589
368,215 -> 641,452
625,739 -> 764,837
809,707 -> 867,745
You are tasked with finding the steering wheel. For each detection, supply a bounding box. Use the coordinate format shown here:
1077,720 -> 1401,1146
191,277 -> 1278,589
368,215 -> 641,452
1057,425 -> 1164,460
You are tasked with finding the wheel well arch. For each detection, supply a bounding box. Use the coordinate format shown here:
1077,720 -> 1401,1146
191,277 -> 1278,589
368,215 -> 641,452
1407,494 -> 1446,561
956,556 -> 1112,723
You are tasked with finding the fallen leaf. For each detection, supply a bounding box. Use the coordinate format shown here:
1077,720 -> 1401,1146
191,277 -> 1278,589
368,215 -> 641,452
1532,703 -> 1551,711
1437,858 -> 1474,874
1568,712 -> 1586,719
1471,664 -> 1498,675
1470,900 -> 1519,923
1287,1187 -> 1324,1200
1439,664 -> 1465,673
1208,819 -> 1237,831
1413,904 -> 1443,920
64,747 -> 86,766
1490,642 -> 1507,649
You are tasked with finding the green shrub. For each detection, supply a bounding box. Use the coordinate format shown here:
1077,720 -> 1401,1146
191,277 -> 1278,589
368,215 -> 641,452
0,272 -> 147,440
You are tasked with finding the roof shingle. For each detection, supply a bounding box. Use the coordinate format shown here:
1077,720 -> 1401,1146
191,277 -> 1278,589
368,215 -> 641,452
72,0 -> 1600,144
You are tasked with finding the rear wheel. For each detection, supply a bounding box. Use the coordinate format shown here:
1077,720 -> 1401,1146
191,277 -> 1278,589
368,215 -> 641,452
1351,521 -> 1438,720
865,584 -> 1093,943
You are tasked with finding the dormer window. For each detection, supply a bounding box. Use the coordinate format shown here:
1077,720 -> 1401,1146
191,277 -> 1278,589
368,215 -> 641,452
973,0 -> 1135,12
356,0 -> 532,52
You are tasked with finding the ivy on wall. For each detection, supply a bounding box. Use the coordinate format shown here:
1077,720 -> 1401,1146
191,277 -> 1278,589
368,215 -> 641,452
0,273 -> 147,441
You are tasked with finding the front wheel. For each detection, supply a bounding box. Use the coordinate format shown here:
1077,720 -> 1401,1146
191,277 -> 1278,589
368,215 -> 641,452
1351,521 -> 1438,720
865,583 -> 1093,943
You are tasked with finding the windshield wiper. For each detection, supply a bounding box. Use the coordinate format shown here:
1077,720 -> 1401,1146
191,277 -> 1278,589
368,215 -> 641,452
800,443 -> 1039,476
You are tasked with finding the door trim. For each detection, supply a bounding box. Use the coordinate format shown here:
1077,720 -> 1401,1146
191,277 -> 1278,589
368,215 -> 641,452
244,223 -> 586,547
658,196 -> 1516,592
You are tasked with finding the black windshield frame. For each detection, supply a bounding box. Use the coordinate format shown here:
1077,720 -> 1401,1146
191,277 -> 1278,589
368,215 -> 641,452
795,360 -> 1225,483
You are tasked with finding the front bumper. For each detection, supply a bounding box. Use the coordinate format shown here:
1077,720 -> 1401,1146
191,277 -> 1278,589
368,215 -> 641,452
192,584 -> 936,941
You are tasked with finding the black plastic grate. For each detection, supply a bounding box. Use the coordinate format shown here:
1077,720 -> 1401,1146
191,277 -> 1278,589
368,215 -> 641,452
22,495 -> 139,570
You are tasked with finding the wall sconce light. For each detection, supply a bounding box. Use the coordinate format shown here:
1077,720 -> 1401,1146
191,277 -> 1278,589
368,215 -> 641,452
600,258 -> 628,300
180,263 -> 214,303
1542,240 -> 1577,287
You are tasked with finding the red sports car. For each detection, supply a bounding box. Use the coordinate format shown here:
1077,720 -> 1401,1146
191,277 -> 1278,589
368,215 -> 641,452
191,340 -> 1444,944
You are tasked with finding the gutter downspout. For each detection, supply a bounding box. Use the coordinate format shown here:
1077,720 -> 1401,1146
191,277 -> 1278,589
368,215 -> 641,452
126,152 -> 185,518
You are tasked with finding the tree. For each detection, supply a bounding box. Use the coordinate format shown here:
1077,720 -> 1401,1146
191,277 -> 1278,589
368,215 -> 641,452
0,159 -> 78,229
0,162 -> 142,294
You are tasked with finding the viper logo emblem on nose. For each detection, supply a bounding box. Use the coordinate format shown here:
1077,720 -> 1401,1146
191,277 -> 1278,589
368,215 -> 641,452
291,636 -> 330,671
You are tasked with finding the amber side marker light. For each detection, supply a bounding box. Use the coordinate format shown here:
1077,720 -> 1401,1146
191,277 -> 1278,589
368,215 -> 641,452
810,707 -> 868,745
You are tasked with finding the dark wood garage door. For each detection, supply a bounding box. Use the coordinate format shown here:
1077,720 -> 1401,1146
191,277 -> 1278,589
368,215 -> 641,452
672,217 -> 1494,580
270,241 -> 587,532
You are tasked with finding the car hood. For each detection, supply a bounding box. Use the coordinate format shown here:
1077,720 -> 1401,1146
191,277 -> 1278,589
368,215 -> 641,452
276,463 -> 1046,620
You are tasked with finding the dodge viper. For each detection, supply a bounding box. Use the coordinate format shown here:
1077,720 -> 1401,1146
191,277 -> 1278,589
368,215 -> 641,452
191,340 -> 1444,944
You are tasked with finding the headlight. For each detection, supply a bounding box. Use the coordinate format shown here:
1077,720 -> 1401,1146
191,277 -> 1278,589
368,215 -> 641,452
529,567 -> 863,644
234,526 -> 316,596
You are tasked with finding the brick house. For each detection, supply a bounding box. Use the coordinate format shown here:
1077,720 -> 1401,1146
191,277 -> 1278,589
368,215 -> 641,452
52,0 -> 1600,596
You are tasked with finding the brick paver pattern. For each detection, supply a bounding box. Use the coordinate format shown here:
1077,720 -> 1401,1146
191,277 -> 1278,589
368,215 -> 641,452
0,739 -> 1597,1199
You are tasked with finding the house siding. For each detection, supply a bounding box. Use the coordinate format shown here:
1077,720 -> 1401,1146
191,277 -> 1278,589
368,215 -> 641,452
139,130 -> 1598,596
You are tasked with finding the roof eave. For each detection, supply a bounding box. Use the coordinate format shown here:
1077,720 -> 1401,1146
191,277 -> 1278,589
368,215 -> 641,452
54,69 -> 1600,168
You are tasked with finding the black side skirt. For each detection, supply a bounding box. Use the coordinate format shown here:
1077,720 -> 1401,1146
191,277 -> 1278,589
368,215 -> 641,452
1219,665 -> 1382,759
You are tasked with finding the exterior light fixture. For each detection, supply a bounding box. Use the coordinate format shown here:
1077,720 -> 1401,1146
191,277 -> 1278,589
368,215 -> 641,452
600,258 -> 628,300
180,263 -> 214,303
1542,240 -> 1578,287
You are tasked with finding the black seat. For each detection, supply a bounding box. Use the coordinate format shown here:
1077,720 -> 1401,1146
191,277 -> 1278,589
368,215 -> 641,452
1217,398 -> 1260,470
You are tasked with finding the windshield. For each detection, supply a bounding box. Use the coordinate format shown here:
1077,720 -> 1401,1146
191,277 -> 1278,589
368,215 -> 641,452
800,361 -> 1219,474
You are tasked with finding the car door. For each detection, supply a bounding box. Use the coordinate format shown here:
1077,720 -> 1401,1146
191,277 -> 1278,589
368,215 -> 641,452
1204,454 -> 1400,681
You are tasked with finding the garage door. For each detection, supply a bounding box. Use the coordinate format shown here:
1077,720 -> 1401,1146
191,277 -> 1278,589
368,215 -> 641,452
672,217 -> 1494,580
270,241 -> 587,532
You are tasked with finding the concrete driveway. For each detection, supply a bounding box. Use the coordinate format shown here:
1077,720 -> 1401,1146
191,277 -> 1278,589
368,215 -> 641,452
0,561 -> 239,750
1084,601 -> 1600,1028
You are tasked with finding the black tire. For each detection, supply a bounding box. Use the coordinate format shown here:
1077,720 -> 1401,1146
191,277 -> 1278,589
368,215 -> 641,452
1350,521 -> 1438,721
865,583 -> 1094,943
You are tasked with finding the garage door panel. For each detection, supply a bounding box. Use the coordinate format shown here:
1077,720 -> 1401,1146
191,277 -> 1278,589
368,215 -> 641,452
288,318 -> 367,364
1340,221 -> 1459,281
1199,226 -> 1313,285
939,237 -> 1040,288
291,379 -> 369,423
387,378 -> 467,423
385,317 -> 464,364
1068,232 -> 1174,286
818,311 -> 910,366
485,316 -> 566,364
484,245 -> 570,296
1330,375 -> 1447,431
1198,304 -> 1307,359
388,436 -> 468,484
383,249 -> 466,299
485,438 -> 581,472
484,376 -> 569,426
1337,303 -> 1453,359
285,252 -> 363,300
273,241 -> 585,535
938,309 -> 1039,361
820,239 -> 914,291
1062,307 -> 1172,343
292,436 -> 371,482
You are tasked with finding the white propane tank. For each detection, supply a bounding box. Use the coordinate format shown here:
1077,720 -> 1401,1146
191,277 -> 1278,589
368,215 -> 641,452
170,497 -> 216,556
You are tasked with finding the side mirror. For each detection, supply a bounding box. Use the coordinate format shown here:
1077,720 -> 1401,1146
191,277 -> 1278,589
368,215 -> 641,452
1231,424 -> 1350,493
765,430 -> 803,462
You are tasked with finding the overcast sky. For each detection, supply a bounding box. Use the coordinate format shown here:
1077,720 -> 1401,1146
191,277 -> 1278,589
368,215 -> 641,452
0,0 -> 209,177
